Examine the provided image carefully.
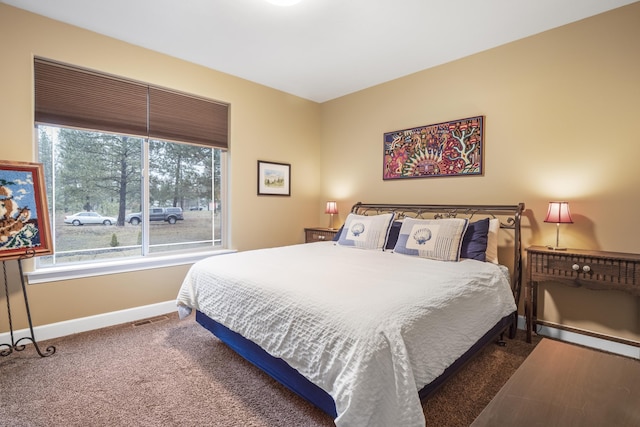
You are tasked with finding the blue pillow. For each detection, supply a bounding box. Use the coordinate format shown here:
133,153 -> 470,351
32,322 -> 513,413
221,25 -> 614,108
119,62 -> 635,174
385,221 -> 403,250
460,218 -> 490,261
332,225 -> 344,241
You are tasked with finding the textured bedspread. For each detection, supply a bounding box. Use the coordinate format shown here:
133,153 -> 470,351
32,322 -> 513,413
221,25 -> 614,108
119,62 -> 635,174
176,242 -> 516,427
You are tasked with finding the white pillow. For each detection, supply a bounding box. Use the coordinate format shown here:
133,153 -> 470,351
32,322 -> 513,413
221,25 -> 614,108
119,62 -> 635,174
336,213 -> 395,250
486,218 -> 500,264
392,217 -> 469,261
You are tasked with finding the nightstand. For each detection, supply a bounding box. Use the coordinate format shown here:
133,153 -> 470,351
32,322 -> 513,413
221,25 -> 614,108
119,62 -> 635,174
525,245 -> 640,344
304,227 -> 339,243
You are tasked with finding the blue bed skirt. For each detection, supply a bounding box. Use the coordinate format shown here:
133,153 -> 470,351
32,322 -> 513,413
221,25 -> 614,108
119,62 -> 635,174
195,310 -> 513,419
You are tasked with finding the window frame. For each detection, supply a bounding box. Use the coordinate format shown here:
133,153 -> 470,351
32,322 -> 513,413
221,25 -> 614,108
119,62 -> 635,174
29,59 -> 230,281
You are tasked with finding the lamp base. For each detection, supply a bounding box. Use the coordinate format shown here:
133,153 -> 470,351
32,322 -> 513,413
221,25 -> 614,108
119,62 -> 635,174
548,224 -> 568,251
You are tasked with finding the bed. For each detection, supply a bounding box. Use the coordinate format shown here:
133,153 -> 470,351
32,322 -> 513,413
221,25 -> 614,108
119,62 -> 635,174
177,202 -> 525,427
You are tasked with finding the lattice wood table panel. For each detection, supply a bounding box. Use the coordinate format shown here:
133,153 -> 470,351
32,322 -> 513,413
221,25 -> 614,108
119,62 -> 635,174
525,245 -> 640,345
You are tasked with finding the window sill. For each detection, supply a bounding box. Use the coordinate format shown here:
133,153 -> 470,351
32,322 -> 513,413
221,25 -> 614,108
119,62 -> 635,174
25,249 -> 237,285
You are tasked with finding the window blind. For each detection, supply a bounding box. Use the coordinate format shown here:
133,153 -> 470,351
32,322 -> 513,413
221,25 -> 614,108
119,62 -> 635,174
34,58 -> 228,149
148,87 -> 228,147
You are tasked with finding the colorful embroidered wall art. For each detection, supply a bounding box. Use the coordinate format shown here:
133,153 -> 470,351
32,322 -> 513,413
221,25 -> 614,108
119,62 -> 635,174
383,116 -> 484,180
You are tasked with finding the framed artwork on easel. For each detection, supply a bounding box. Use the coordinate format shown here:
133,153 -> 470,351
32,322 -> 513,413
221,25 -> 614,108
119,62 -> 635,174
0,160 -> 53,260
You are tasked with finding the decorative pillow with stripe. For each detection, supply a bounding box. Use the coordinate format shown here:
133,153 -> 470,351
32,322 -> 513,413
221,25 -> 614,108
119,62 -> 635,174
392,217 -> 469,261
336,213 -> 395,250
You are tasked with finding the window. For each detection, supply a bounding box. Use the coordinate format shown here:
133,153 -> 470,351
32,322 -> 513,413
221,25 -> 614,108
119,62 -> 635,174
34,59 -> 228,268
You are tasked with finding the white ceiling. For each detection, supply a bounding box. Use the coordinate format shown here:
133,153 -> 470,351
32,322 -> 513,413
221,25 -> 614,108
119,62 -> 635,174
3,0 -> 637,102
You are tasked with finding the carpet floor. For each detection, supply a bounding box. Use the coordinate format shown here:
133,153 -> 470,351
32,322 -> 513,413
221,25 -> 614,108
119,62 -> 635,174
0,313 -> 540,426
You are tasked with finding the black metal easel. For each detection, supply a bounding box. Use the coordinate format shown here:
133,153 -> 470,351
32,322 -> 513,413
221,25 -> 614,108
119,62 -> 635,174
1,250 -> 55,357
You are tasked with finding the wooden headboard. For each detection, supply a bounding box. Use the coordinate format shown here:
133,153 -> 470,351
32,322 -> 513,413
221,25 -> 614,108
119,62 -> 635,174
350,202 -> 526,312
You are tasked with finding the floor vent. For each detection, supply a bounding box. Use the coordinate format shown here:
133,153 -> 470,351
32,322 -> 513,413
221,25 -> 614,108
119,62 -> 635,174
132,315 -> 169,327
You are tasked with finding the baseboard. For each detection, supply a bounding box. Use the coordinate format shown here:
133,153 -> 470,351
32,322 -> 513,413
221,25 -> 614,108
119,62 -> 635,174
516,315 -> 639,359
0,300 -> 176,344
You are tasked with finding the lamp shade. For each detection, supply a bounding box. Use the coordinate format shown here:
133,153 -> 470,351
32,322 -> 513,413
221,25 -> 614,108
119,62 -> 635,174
325,201 -> 338,215
544,202 -> 573,224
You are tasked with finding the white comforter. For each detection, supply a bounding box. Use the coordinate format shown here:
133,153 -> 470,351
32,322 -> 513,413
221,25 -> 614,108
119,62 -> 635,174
176,242 -> 516,427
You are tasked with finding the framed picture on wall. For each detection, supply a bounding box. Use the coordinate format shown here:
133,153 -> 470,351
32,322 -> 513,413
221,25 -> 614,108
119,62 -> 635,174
0,160 -> 53,260
383,116 -> 484,180
257,160 -> 291,196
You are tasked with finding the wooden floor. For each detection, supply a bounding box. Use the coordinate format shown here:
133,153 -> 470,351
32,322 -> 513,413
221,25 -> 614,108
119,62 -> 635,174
471,338 -> 640,426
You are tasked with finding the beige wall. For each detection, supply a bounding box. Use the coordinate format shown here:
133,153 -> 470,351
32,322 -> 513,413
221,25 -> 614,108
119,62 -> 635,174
2,3 -> 639,344
0,4 -> 322,330
319,3 -> 640,343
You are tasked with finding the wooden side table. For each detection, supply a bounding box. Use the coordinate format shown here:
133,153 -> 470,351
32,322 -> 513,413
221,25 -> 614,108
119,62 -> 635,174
304,227 -> 339,243
525,245 -> 640,344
